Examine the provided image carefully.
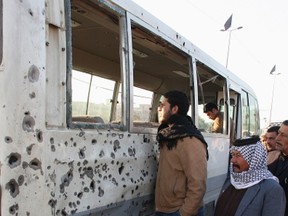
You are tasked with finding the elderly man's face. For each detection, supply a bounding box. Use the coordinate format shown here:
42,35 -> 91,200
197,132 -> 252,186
230,150 -> 250,173
276,124 -> 288,155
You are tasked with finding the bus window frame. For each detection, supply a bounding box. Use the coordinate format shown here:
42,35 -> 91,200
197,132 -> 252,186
189,56 -> 197,123
195,60 -> 229,136
65,1 -> 128,130
127,13 -> 194,134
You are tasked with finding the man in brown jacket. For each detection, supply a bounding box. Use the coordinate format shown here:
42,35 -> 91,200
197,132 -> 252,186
155,90 -> 208,216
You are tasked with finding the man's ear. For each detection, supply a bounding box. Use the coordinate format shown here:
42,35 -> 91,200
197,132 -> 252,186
171,105 -> 179,115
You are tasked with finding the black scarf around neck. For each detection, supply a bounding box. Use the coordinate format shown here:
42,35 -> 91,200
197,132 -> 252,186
157,114 -> 209,160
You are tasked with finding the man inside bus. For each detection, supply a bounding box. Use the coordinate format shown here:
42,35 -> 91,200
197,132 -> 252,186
268,120 -> 288,216
155,90 -> 208,216
203,102 -> 223,133
215,138 -> 286,216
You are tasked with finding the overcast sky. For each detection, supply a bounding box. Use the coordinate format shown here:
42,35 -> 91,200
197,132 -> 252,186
131,0 -> 288,127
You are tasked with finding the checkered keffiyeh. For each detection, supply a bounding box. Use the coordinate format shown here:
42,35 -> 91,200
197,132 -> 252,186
230,141 -> 278,189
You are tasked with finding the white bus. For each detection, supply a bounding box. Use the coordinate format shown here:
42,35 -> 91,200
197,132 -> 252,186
0,0 -> 260,215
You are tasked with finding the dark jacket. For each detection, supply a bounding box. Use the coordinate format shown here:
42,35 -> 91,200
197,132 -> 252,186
268,156 -> 288,216
216,178 -> 286,216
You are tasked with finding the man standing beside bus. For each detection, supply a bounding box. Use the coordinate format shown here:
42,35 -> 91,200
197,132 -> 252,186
215,138 -> 285,216
264,125 -> 281,165
155,90 -> 208,216
268,120 -> 288,216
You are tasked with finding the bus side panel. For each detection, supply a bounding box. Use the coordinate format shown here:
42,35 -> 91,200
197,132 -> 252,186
204,135 -> 229,204
44,130 -> 158,215
0,0 -> 48,215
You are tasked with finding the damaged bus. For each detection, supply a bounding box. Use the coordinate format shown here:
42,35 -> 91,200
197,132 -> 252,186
0,0 -> 260,215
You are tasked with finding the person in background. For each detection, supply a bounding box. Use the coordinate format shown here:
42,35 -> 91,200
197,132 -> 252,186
215,137 -> 286,216
265,125 -> 281,164
155,90 -> 208,216
260,132 -> 267,148
203,102 -> 223,133
268,120 -> 288,216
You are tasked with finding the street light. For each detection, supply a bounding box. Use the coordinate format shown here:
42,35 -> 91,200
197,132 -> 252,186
269,66 -> 280,124
221,26 -> 243,68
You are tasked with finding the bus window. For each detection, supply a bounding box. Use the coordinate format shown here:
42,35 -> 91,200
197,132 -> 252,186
249,94 -> 260,136
133,87 -> 153,122
68,2 -> 122,128
196,61 -> 228,134
241,90 -> 250,137
241,90 -> 260,137
223,90 -> 240,142
71,70 -> 121,124
227,92 -> 238,121
130,21 -> 191,130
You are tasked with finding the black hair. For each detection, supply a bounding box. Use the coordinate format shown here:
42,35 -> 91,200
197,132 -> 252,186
267,125 -> 280,134
282,120 -> 288,126
164,90 -> 189,116
203,102 -> 218,113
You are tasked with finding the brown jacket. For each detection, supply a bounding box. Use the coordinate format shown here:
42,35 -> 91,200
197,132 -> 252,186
155,136 -> 207,216
212,112 -> 223,133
